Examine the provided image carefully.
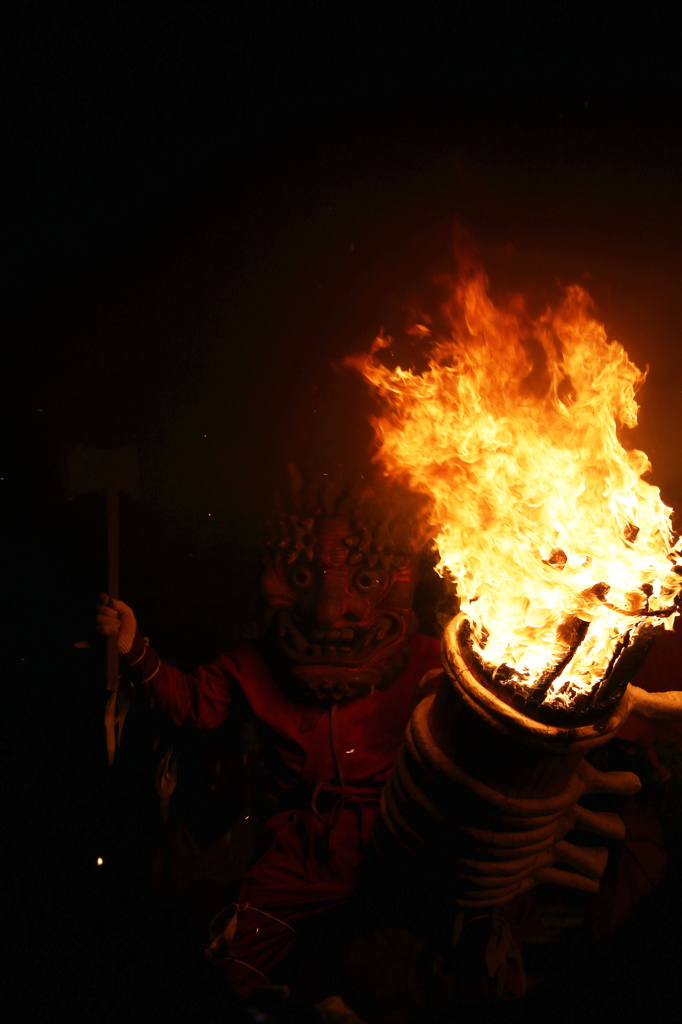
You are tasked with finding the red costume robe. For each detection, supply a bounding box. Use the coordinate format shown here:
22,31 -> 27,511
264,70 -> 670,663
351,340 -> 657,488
123,630 -> 443,991
122,623 -> 682,990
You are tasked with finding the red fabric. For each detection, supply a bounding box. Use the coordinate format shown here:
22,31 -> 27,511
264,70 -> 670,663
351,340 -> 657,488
125,632 -> 443,992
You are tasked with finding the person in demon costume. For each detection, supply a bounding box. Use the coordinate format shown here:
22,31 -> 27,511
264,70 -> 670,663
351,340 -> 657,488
96,466 -> 443,999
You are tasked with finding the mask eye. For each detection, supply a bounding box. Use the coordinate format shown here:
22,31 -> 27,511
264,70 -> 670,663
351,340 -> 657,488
289,565 -> 314,590
354,569 -> 383,593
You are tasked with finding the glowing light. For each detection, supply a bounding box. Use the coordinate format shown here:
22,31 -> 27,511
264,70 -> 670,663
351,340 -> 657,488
97,857 -> 104,866
349,254 -> 682,710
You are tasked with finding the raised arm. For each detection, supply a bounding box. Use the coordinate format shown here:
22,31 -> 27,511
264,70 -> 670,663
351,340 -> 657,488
95,593 -> 232,729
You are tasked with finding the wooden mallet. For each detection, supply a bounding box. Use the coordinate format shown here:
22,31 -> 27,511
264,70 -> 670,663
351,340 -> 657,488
66,444 -> 140,761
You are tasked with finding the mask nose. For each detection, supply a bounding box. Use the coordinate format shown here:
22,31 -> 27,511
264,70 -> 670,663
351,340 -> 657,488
315,570 -> 365,628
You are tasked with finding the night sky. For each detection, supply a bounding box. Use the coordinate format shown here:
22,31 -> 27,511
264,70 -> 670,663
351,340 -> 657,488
5,4 -> 682,642
4,3 -> 682,1019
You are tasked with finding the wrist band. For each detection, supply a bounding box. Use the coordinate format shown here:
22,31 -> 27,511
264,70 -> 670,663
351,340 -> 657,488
129,637 -> 150,667
142,659 -> 160,684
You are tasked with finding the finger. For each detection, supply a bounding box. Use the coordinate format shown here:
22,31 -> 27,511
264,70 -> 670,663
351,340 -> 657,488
535,866 -> 600,893
96,605 -> 120,621
96,614 -> 120,633
574,806 -> 626,842
578,760 -> 642,797
553,840 -> 609,880
96,609 -> 120,622
629,684 -> 682,721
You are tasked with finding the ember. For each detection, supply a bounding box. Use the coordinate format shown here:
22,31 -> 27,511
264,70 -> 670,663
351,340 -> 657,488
348,250 -> 682,717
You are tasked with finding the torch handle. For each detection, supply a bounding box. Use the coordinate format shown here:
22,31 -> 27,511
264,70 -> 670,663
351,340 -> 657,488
106,487 -> 119,693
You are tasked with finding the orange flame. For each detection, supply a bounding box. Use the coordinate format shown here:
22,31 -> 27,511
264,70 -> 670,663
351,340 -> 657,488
348,255 -> 681,709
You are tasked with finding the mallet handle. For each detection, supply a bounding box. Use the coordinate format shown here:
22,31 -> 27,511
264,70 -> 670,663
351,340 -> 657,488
106,487 -> 119,692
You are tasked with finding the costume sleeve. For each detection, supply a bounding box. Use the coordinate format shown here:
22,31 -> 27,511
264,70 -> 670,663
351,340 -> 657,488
122,630 -> 232,729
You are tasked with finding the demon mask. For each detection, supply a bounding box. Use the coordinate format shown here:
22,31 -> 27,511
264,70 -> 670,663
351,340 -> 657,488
262,467 -> 432,701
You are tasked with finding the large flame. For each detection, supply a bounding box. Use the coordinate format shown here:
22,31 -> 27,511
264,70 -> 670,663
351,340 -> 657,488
348,254 -> 682,709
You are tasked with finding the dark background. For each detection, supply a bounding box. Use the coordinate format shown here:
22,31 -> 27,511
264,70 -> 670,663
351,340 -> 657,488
4,3 -> 682,1020
5,2 -> 682,654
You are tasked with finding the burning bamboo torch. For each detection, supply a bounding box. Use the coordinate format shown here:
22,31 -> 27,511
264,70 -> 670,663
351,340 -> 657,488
348,256 -> 682,906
